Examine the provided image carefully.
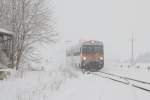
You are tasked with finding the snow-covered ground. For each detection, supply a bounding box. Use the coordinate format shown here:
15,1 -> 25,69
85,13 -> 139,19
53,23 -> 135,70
103,62 -> 150,82
0,65 -> 79,100
1,61 -> 150,100
52,73 -> 150,100
51,62 -> 150,100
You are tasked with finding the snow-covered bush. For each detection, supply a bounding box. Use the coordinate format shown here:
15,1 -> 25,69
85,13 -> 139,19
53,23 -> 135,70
0,65 -> 78,100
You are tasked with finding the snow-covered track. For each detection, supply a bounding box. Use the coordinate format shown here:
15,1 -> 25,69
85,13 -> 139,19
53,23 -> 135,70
90,71 -> 150,92
99,71 -> 150,85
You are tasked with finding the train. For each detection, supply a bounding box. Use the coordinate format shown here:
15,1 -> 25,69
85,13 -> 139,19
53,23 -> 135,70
66,40 -> 104,72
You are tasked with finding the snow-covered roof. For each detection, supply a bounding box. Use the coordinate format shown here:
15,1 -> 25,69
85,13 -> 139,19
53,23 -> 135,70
0,28 -> 14,36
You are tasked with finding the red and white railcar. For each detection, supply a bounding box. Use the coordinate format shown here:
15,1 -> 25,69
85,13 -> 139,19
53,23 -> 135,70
66,40 -> 104,71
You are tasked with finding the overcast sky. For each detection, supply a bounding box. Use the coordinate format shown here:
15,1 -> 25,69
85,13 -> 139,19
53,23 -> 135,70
49,0 -> 150,61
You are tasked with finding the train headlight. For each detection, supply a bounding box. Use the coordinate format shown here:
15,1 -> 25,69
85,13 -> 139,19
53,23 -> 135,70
83,57 -> 86,60
100,57 -> 103,60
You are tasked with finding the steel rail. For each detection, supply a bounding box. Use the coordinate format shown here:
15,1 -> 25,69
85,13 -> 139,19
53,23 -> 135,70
99,71 -> 150,85
90,72 -> 150,92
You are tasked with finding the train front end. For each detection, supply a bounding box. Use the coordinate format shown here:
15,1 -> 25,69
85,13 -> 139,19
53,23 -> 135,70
80,40 -> 104,71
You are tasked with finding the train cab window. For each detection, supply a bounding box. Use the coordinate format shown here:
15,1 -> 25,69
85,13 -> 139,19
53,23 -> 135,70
82,45 -> 103,53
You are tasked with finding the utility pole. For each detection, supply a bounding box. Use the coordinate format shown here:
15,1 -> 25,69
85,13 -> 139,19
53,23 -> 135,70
131,33 -> 134,66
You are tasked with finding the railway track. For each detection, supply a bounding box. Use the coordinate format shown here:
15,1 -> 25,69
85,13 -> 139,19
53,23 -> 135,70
89,71 -> 150,92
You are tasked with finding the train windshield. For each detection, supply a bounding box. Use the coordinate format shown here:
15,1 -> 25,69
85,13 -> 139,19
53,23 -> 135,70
82,45 -> 103,53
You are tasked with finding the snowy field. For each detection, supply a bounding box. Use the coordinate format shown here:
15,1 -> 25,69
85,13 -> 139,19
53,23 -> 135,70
103,62 -> 150,82
1,61 -> 150,100
0,65 -> 79,100
53,73 -> 150,100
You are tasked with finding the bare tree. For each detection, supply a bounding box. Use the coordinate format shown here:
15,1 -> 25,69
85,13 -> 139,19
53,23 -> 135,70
0,0 -> 57,70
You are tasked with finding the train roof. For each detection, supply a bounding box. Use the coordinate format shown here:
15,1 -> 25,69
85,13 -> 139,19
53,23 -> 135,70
81,40 -> 103,46
66,40 -> 103,53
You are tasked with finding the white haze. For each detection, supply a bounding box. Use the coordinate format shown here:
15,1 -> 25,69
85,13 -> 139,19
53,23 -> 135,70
46,0 -> 150,62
